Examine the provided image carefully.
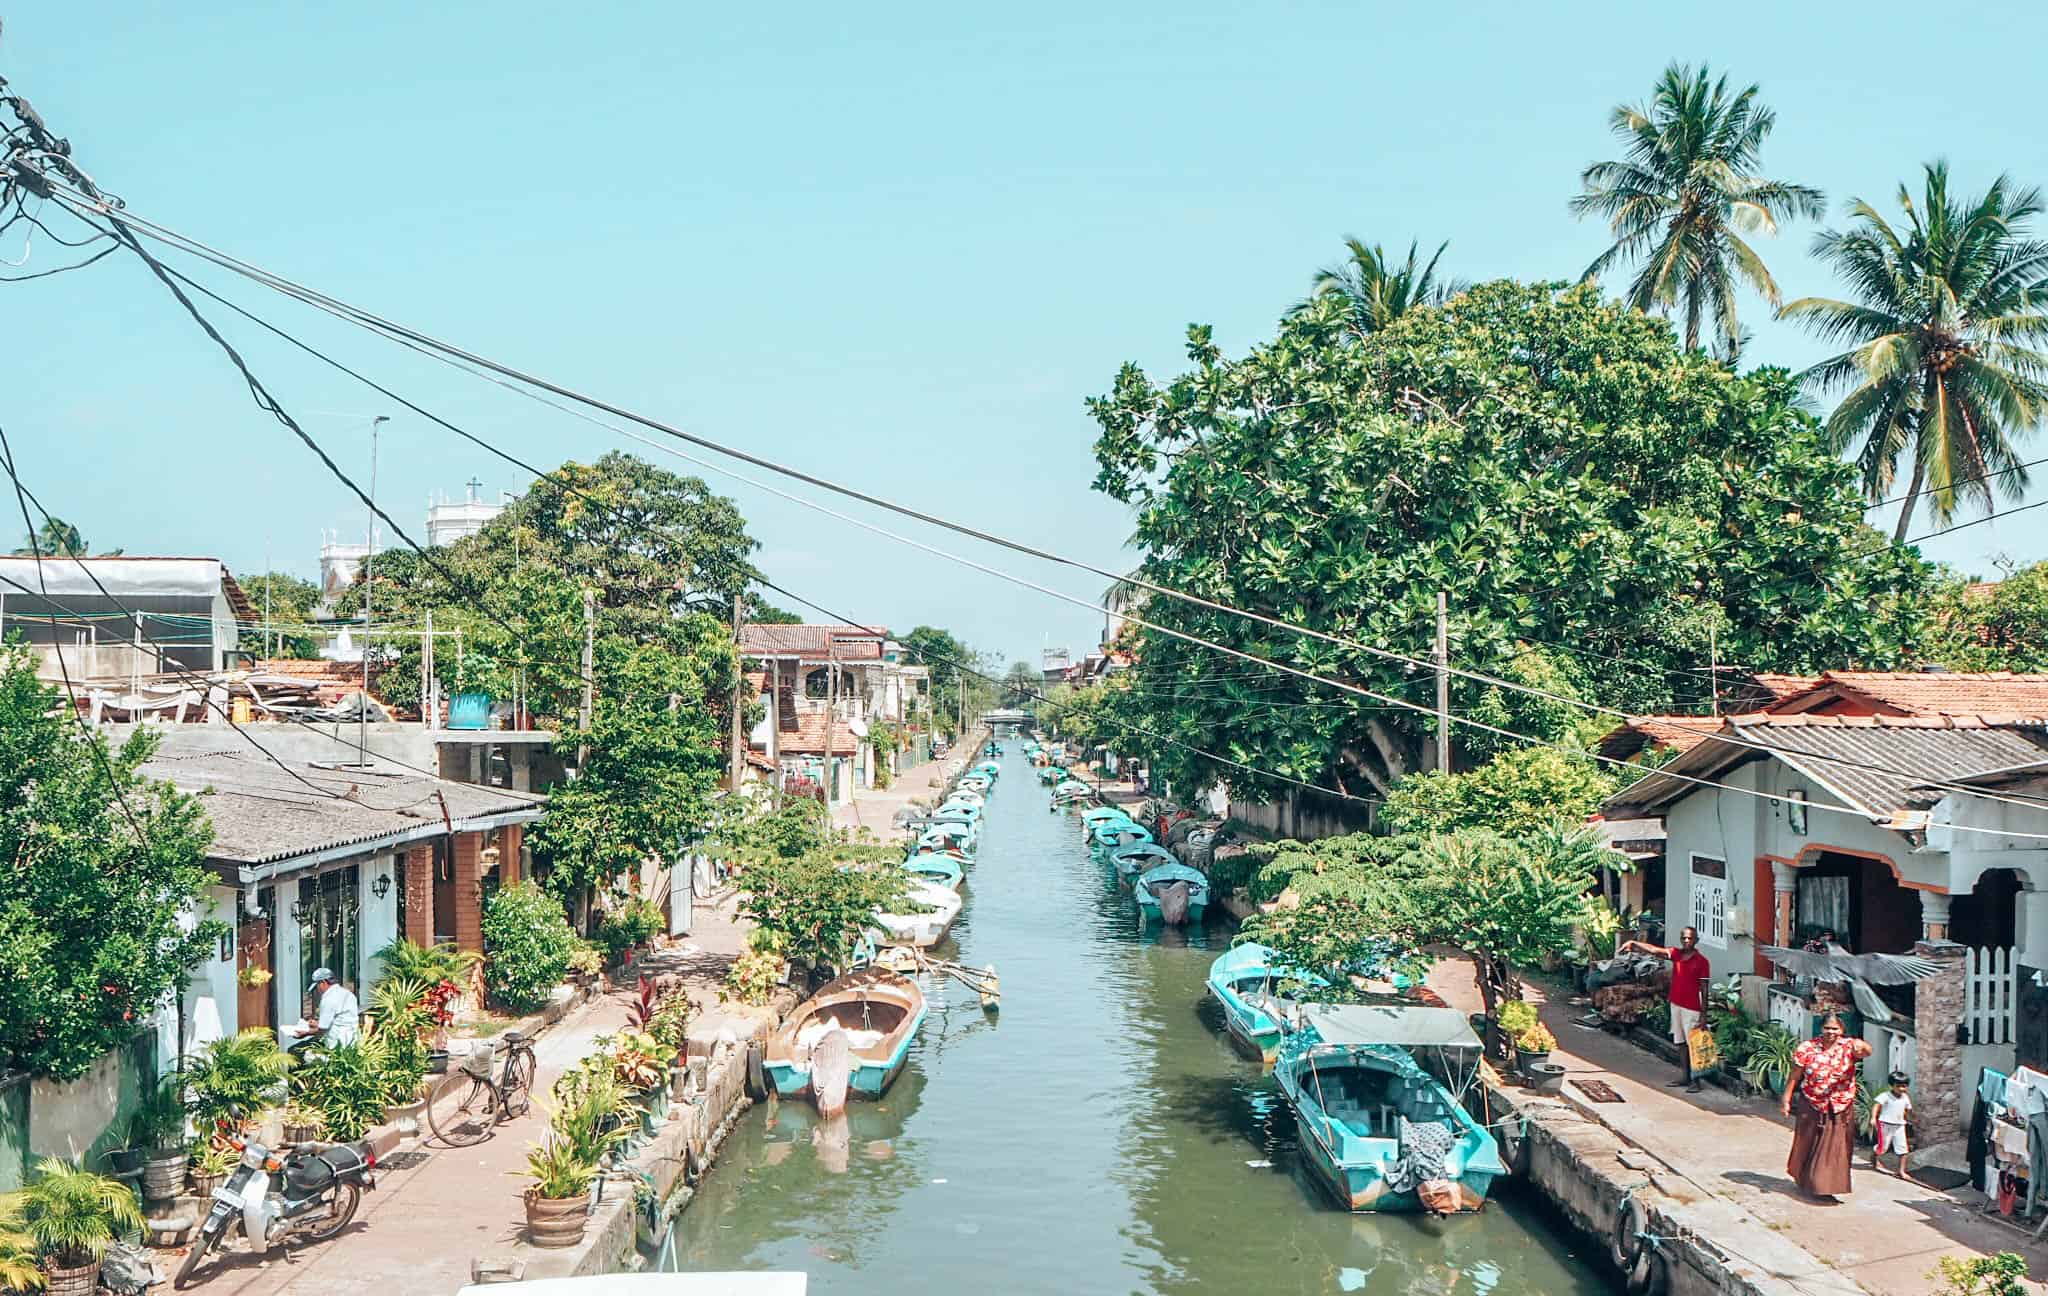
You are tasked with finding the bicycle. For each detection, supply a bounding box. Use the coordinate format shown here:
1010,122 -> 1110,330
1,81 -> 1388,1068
423,1031 -> 537,1147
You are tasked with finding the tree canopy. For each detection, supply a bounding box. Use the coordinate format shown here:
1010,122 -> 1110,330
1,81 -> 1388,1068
237,571 -> 322,659
1088,279 -> 1931,801
0,644 -> 223,1080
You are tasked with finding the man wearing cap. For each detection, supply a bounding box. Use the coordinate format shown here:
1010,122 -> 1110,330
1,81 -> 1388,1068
290,967 -> 360,1048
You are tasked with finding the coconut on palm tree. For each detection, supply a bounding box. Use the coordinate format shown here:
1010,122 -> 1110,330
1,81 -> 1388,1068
1781,162 -> 2048,540
1288,238 -> 1459,335
1572,62 -> 1823,353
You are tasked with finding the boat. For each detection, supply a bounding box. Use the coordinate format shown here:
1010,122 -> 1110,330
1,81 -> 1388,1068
1089,819 -> 1152,851
971,760 -> 1001,781
943,789 -> 985,807
1274,1004 -> 1505,1214
872,878 -> 964,947
903,852 -> 964,891
1206,942 -> 1328,1065
932,804 -> 982,826
1053,779 -> 1097,804
957,774 -> 992,794
457,1276 -> 807,1295
1133,861 -> 1210,926
917,822 -> 977,858
764,968 -> 927,1108
1109,841 -> 1178,877
1036,765 -> 1069,785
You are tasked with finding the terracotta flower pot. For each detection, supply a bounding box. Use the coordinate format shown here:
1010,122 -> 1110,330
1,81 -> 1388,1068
524,1190 -> 590,1248
42,1259 -> 100,1296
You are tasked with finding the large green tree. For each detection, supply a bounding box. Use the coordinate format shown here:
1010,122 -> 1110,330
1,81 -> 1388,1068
1920,561 -> 2048,670
0,644 -> 223,1080
1088,280 -> 1930,801
1572,62 -> 1823,353
237,571 -> 321,659
1782,163 -> 2048,539
12,516 -> 119,557
1287,238 -> 1460,336
899,625 -> 996,736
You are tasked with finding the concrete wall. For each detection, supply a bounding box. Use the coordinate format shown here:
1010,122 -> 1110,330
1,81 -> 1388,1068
181,884 -> 240,1051
0,1029 -> 157,1191
1227,787 -> 1375,842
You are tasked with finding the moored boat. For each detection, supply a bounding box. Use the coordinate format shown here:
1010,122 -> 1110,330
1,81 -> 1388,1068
1206,942 -> 1327,1065
970,760 -> 1001,782
1106,842 -> 1175,877
872,878 -> 964,947
1132,860 -> 1210,925
1274,1004 -> 1504,1214
1089,819 -> 1151,852
764,968 -> 927,1108
903,852 -> 965,891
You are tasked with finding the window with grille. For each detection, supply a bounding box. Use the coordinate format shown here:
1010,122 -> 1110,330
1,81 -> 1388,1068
1690,855 -> 1728,948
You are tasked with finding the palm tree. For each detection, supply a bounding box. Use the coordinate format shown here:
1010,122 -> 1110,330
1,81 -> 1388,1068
1782,162 -> 2048,540
1289,238 -> 1460,335
1572,63 -> 1824,352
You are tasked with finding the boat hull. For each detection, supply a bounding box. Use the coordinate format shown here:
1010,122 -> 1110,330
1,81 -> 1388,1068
1135,896 -> 1208,926
1295,1130 -> 1496,1213
764,970 -> 928,1107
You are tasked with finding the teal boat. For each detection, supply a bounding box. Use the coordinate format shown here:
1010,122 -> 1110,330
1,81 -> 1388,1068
1036,766 -> 1066,785
1274,1004 -> 1505,1214
764,969 -> 927,1108
1079,806 -> 1133,831
903,852 -> 964,891
1133,861 -> 1210,926
933,803 -> 982,824
918,822 -> 977,857
1089,820 -> 1151,852
1108,841 -> 1177,877
971,760 -> 1001,781
1206,942 -> 1327,1065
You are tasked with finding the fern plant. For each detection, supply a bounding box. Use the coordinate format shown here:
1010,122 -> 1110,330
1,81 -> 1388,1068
0,1193 -> 44,1293
9,1158 -> 143,1269
183,1030 -> 292,1131
374,937 -> 481,987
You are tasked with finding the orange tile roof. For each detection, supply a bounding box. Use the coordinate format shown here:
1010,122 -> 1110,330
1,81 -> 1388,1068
1748,673 -> 1824,700
773,709 -> 864,755
1768,671 -> 2048,720
1595,714 -> 1722,761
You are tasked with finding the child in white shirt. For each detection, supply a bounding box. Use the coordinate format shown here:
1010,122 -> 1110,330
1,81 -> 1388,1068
1871,1071 -> 1913,1180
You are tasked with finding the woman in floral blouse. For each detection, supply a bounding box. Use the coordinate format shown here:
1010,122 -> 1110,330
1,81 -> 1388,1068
1780,1013 -> 1873,1197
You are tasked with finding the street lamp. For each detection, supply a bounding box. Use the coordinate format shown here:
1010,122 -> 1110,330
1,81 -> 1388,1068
360,415 -> 391,766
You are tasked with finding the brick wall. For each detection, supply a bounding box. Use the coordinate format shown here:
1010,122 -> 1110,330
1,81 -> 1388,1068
402,845 -> 435,948
452,832 -> 484,954
1910,939 -> 1968,1137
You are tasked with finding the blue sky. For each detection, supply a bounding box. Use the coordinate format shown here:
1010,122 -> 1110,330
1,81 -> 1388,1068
6,2 -> 2047,671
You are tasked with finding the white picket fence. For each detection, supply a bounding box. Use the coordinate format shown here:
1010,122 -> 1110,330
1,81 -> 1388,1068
1966,945 -> 2017,1046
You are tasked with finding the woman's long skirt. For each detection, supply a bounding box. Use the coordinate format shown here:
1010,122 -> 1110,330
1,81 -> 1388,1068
1788,1097 -> 1855,1196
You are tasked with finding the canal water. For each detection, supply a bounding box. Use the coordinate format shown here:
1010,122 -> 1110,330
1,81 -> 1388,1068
670,748 -> 1610,1294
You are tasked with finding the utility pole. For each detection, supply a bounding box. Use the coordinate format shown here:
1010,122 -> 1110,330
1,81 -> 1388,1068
1434,591 -> 1450,775
825,640 -> 839,807
1709,618 -> 1721,717
578,588 -> 595,769
767,658 -> 784,804
729,594 -> 746,792
262,535 -> 272,659
360,414 -> 389,766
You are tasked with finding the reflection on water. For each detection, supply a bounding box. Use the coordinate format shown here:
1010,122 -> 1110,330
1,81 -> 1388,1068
669,749 -> 1611,1294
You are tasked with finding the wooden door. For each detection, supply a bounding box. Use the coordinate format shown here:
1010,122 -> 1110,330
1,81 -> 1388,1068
236,919 -> 274,1033
432,839 -> 457,946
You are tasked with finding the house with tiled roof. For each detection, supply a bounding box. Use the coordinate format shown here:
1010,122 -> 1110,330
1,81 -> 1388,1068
1602,699 -> 2048,1140
738,624 -> 932,801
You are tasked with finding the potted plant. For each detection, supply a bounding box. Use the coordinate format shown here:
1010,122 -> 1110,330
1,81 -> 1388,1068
189,1138 -> 238,1198
9,1157 -> 144,1296
1493,999 -> 1539,1064
280,1101 -> 329,1145
1515,1023 -> 1557,1074
183,1030 -> 293,1138
236,964 -> 273,990
128,1077 -> 191,1203
568,944 -> 604,992
519,1137 -> 598,1249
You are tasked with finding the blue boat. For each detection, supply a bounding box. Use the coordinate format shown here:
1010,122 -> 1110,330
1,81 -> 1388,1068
932,804 -> 982,825
903,852 -> 964,891
1108,841 -> 1176,877
918,822 -> 977,858
1133,861 -> 1210,926
1079,806 -> 1134,832
1274,1004 -> 1505,1214
764,969 -> 927,1108
971,760 -> 1001,782
1089,820 -> 1152,852
1206,942 -> 1327,1065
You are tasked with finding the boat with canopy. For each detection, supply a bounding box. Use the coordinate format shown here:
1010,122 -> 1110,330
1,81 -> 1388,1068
1132,860 -> 1209,926
1205,942 -> 1328,1065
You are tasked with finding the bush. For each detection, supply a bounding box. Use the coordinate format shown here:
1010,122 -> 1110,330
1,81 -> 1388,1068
291,1041 -> 390,1141
596,897 -> 664,963
482,882 -> 577,1012
182,1030 -> 291,1133
1495,999 -> 1540,1039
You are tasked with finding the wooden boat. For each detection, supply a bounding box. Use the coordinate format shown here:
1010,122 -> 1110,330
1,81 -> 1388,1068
1109,841 -> 1178,877
916,822 -> 977,858
1206,942 -> 1327,1065
764,968 -> 927,1107
872,879 -> 963,947
1274,1004 -> 1505,1214
1133,860 -> 1210,925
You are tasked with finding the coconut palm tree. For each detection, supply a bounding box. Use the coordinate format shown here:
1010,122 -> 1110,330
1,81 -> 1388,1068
1571,63 -> 1823,353
1781,163 -> 2048,540
1289,238 -> 1459,335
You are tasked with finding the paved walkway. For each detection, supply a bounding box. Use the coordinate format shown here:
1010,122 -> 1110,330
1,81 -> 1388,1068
1426,959 -> 2048,1295
172,892 -> 754,1295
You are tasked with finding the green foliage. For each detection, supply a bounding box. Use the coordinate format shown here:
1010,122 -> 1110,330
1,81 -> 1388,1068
537,1062 -> 634,1194
1930,1253 -> 2031,1296
368,979 -> 434,1103
1088,281 -> 1929,803
1785,164 -> 2048,539
1495,999 -> 1539,1038
530,619 -> 735,901
1920,562 -> 2048,671
5,1157 -> 142,1268
1380,747 -> 1618,836
721,942 -> 786,1006
292,1041 -> 392,1141
522,1134 -> 601,1201
374,938 -> 480,987
597,898 -> 664,963
737,852 -> 915,977
1738,1023 -> 1800,1094
0,1198 -> 41,1293
182,1030 -> 292,1133
0,645 -> 226,1081
481,883 -> 578,1012
126,1077 -> 189,1152
1572,62 -> 1823,354
1288,238 -> 1460,335
11,516 -> 113,559
900,626 -> 998,736
235,571 -> 322,659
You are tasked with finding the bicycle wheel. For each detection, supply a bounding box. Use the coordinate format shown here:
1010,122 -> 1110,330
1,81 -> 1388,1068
304,1183 -> 362,1242
501,1047 -> 537,1119
425,1070 -> 496,1147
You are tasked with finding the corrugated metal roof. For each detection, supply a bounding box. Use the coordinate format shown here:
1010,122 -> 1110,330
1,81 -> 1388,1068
140,748 -> 544,866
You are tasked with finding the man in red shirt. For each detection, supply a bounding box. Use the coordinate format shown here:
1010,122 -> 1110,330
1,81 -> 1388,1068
1620,926 -> 1712,1092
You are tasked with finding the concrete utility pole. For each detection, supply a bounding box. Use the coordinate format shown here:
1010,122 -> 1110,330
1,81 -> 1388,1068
578,587 -> 596,769
825,640 -> 839,807
361,414 -> 389,767
729,595 -> 746,792
1434,591 -> 1450,775
767,658 -> 784,804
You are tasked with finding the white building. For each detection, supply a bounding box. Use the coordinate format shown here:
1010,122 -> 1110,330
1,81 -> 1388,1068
426,479 -> 506,547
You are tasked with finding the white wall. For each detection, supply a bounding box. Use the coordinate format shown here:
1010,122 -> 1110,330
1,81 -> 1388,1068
180,884 -> 239,1057
272,877 -> 302,1029
361,852 -> 399,990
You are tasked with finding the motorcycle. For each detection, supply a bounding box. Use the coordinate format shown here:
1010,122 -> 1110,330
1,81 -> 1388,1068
174,1132 -> 378,1288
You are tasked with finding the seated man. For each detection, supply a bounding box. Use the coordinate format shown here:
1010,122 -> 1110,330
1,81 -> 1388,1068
286,966 -> 360,1050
